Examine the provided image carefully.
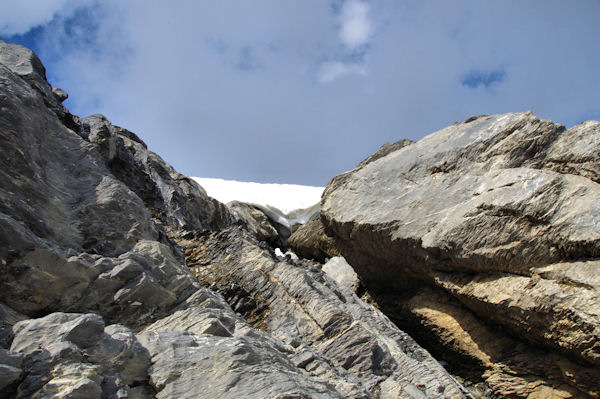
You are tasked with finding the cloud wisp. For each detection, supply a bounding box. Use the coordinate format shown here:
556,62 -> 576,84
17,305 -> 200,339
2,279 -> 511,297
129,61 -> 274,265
316,0 -> 372,83
338,0 -> 372,49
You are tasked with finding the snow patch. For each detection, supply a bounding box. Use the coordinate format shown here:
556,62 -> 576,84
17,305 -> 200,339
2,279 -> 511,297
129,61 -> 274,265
192,177 -> 324,215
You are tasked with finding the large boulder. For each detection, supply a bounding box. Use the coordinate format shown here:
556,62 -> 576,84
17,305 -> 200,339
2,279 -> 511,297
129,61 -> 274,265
289,216 -> 341,261
320,111 -> 600,396
227,200 -> 281,245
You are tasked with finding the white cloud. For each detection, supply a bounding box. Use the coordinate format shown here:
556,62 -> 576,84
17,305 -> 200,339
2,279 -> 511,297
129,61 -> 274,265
338,0 -> 371,49
317,60 -> 366,83
4,1 -> 599,186
0,0 -> 71,35
316,0 -> 372,83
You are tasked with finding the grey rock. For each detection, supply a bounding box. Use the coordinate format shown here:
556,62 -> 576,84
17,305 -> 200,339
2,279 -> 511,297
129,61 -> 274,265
358,138 -> 414,168
0,303 -> 27,349
137,330 -> 347,399
0,50 -> 203,327
228,200 -> 280,245
52,87 -> 68,103
1,40 -> 474,398
0,347 -> 22,393
143,288 -> 372,398
322,256 -> 360,294
288,217 -> 341,262
252,203 -> 294,246
181,227 -> 470,398
231,201 -> 321,248
0,40 -> 79,131
388,286 -> 600,398
320,111 -> 600,396
0,40 -> 54,104
83,113 -> 232,232
10,312 -> 153,399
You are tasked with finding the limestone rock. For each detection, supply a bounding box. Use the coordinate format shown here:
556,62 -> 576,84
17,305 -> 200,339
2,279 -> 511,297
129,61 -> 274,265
0,347 -> 22,394
0,40 -> 79,131
82,113 -> 232,232
358,138 -> 414,168
0,40 -> 55,106
288,217 -> 341,261
320,111 -> 600,396
322,256 -> 360,294
137,330 -> 349,399
181,227 -> 471,398
228,200 -> 280,245
9,312 -> 153,398
140,288 -> 371,398
0,40 -> 473,398
252,203 -> 294,246
0,44 -> 208,327
52,87 -> 68,103
0,303 -> 26,350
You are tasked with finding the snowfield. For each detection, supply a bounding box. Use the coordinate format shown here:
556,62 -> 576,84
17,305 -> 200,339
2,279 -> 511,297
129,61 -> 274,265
192,177 -> 324,215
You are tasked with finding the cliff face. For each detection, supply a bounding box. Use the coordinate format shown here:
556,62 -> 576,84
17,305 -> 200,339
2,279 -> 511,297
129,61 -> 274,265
4,39 -> 599,399
0,41 -> 470,398
309,112 -> 600,397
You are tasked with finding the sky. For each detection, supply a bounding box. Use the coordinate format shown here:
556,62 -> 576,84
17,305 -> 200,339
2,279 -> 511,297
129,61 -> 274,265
1,1 -> 599,186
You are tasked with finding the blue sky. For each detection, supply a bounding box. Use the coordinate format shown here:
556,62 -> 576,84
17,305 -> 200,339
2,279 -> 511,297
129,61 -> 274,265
1,0 -> 599,185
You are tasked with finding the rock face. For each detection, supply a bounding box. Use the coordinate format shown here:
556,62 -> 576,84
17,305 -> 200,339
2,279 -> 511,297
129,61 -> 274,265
181,227 -> 470,398
0,40 -> 221,327
289,214 -> 341,262
0,40 -> 470,398
227,200 -> 281,245
320,112 -> 600,397
10,312 -> 153,398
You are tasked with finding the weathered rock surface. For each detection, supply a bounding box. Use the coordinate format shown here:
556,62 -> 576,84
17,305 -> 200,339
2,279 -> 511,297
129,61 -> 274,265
288,215 -> 341,262
228,200 -> 281,245
1,40 -> 471,398
4,289 -> 372,398
139,290 -> 357,399
319,112 -> 600,397
179,227 -> 471,398
10,312 -> 153,398
0,347 -> 22,394
0,41 -> 78,132
0,39 -> 228,327
82,113 -> 232,233
322,256 -> 360,294
358,139 -> 414,168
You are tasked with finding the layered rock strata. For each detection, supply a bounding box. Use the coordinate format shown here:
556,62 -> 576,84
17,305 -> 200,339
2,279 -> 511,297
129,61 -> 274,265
315,111 -> 600,397
0,40 -> 469,398
174,227 -> 470,398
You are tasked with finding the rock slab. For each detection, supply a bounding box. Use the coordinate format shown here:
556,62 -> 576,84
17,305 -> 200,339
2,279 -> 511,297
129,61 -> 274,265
320,112 -> 600,397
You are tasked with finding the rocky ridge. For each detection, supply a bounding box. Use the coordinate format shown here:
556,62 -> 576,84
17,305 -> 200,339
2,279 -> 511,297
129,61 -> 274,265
0,40 -> 471,398
290,112 -> 600,397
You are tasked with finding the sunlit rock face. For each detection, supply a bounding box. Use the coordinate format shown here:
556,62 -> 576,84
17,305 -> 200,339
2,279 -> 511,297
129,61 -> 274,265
319,111 -> 600,397
0,40 -> 472,398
